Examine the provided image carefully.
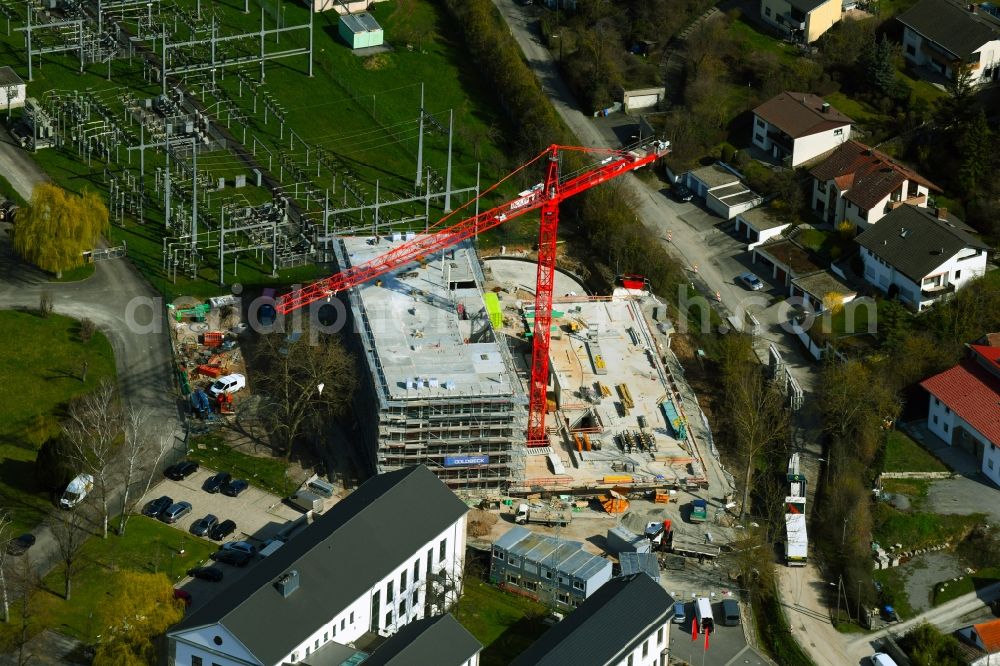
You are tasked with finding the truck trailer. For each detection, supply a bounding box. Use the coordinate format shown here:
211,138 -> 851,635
514,503 -> 571,527
785,513 -> 808,566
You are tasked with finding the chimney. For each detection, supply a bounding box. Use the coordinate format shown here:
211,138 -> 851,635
937,207 -> 948,220
275,570 -> 300,598
821,102 -> 831,113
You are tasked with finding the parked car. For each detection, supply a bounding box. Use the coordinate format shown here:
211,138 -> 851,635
672,183 -> 694,202
221,479 -> 249,497
738,272 -> 764,291
203,472 -> 232,494
164,460 -> 199,480
6,534 -> 35,556
672,601 -> 687,624
190,514 -> 219,537
209,519 -> 237,541
882,605 -> 900,623
722,598 -> 740,626
142,495 -> 173,518
159,501 -> 193,524
220,540 -> 255,555
208,373 -> 246,397
187,566 -> 224,582
211,549 -> 253,567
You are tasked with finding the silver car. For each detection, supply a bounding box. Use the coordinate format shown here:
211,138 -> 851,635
160,501 -> 193,524
739,272 -> 764,291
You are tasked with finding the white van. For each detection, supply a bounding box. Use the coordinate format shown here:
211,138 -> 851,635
694,597 -> 714,633
870,654 -> 898,666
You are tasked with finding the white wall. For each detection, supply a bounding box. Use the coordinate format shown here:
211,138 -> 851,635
901,27 -> 928,68
734,215 -> 789,250
751,116 -> 770,152
791,125 -> 850,167
983,441 -> 1000,486
972,40 -> 1000,85
583,561 -> 614,598
610,620 -> 671,666
171,515 -> 468,666
926,393 -> 957,444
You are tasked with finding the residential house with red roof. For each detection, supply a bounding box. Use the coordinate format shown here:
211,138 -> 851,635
751,92 -> 853,167
921,343 -> 1000,486
809,140 -> 940,229
957,616 -> 1000,664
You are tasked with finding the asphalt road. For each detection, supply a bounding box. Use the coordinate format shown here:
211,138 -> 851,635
0,129 -> 184,582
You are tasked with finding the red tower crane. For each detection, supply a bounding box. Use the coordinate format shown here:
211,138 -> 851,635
275,141 -> 669,446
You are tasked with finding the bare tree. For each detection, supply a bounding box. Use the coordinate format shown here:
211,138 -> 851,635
50,505 -> 93,601
0,510 -> 11,622
62,380 -> 123,539
10,553 -> 40,666
252,325 -> 357,459
116,409 -> 171,536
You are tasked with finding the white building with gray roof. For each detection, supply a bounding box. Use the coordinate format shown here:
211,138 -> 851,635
490,526 -> 613,609
167,466 -> 469,666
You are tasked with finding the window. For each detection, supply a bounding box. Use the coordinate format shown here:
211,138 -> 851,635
557,592 -> 570,604
509,556 -> 520,567
493,549 -> 504,561
988,459 -> 994,470
192,658 -> 203,666
933,415 -> 939,424
506,573 -> 519,585
291,654 -> 298,663
935,397 -> 941,406
350,612 -> 354,624
414,560 -> 421,582
401,570 -> 408,590
314,639 -> 319,649
944,423 -> 950,432
643,639 -> 649,657
306,647 -> 311,657
385,611 -> 393,627
945,406 -> 951,414
522,580 -> 539,591
413,590 -> 419,605
332,625 -> 337,638
439,538 -> 447,561
764,6 -> 771,16
399,601 -> 407,617
834,128 -> 843,136
906,44 -> 916,56
341,618 -> 346,630
817,180 -> 827,193
572,580 -> 584,591
955,270 -> 962,279
628,656 -> 634,666
387,581 -> 394,602
544,570 -> 553,580
324,632 -> 328,642
754,133 -> 765,144
658,627 -> 664,645
756,116 -> 765,127
428,547 -> 434,568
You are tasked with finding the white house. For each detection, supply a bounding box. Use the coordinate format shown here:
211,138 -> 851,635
921,343 -> 1000,487
685,164 -> 763,220
361,614 -> 482,666
167,466 -> 473,666
752,92 -> 853,166
510,574 -> 675,666
0,66 -> 26,112
855,204 -> 989,311
897,0 -> 1000,86
809,141 -> 939,228
734,206 -> 792,249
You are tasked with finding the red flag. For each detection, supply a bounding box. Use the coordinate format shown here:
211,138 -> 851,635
691,615 -> 698,641
704,627 -> 710,650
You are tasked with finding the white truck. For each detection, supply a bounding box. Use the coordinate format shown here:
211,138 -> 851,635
785,513 -> 808,566
60,474 -> 94,509
514,503 -> 571,527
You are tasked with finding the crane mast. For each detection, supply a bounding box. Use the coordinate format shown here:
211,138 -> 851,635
276,141 -> 669,447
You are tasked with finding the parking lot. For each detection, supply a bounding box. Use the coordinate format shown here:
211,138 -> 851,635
141,466 -> 305,546
669,600 -> 773,665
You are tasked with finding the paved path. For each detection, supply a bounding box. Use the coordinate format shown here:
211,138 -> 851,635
0,130 -> 184,584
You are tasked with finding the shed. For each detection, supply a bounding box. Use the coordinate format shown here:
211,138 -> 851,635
619,551 -> 660,583
606,525 -> 651,555
0,66 -> 26,110
339,12 -> 383,49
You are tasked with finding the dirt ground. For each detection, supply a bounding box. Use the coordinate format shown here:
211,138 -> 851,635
901,551 -> 969,614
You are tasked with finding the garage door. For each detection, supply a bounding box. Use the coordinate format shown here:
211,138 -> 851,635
776,267 -> 788,284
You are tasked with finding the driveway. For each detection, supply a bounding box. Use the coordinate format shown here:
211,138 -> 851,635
0,128 -> 185,581
141,469 -> 303,546
669,601 -> 773,665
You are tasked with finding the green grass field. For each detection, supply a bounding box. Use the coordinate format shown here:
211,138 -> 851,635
932,567 -> 1000,606
873,505 -> 983,551
187,433 -> 299,497
884,431 -> 948,474
0,311 -> 116,534
0,516 -> 216,646
455,578 -> 549,666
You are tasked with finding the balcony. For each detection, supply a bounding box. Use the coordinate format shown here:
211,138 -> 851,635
921,282 -> 955,299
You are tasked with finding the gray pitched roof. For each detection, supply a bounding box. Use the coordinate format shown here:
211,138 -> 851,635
341,12 -> 382,34
855,204 -> 989,282
897,0 -> 1000,60
360,614 -> 481,666
0,66 -> 24,87
170,466 -> 469,666
510,575 -> 675,666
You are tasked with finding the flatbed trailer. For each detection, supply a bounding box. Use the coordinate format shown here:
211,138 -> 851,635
670,534 -> 721,559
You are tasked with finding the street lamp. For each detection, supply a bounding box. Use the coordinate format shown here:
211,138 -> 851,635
551,34 -> 563,62
817,457 -> 831,487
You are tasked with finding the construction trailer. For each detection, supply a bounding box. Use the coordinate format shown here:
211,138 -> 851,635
338,12 -> 383,49
606,525 -> 652,555
785,513 -> 808,566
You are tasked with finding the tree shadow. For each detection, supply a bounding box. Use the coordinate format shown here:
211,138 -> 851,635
479,615 -> 549,666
